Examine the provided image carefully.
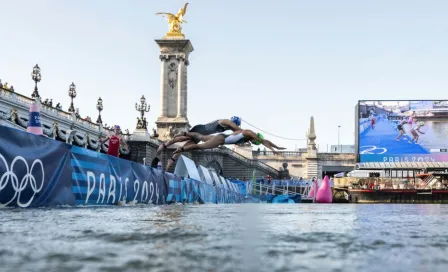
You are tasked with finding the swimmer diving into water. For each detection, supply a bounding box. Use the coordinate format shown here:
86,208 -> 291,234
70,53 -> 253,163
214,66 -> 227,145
156,117 -> 242,171
172,129 -> 287,155
409,121 -> 425,144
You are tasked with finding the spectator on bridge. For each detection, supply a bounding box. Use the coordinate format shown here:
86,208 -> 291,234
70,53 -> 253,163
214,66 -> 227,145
157,116 -> 242,171
0,79 -> 3,89
172,129 -> 286,156
9,85 -> 14,92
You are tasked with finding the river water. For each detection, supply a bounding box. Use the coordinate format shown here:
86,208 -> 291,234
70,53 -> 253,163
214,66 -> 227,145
1,204 -> 448,272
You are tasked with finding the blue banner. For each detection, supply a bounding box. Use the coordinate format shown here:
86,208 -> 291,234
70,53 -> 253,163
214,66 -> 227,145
71,146 -> 168,206
0,125 -> 247,208
0,126 -> 73,207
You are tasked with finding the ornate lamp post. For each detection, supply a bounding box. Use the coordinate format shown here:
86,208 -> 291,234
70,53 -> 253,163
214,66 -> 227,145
68,82 -> 77,112
135,95 -> 150,129
96,97 -> 103,124
31,64 -> 42,98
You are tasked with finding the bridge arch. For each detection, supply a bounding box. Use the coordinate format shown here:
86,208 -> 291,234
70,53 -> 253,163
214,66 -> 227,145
205,160 -> 223,176
198,155 -> 224,176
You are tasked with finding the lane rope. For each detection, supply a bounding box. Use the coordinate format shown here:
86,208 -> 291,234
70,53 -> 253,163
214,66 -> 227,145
241,119 -> 308,141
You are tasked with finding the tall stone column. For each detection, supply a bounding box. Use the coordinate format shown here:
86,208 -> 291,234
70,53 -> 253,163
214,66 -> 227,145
183,61 -> 188,117
176,56 -> 184,117
155,39 -> 194,141
159,55 -> 168,117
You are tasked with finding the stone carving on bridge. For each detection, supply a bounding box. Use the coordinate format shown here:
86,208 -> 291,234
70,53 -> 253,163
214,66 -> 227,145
162,125 -> 178,139
136,117 -> 148,130
167,60 -> 178,89
0,109 -> 19,122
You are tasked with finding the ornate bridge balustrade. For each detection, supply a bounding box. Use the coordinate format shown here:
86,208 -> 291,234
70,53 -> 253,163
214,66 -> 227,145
0,88 -> 130,156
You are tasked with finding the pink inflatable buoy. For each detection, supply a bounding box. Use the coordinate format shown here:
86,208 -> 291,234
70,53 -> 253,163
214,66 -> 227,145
316,175 -> 333,203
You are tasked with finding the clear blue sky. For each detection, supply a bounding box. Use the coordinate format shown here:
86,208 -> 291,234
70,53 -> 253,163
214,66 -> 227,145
1,0 -> 447,151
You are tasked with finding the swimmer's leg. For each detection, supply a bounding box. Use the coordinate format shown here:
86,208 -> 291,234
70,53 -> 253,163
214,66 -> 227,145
157,135 -> 191,155
185,132 -> 215,143
165,139 -> 196,171
173,135 -> 225,154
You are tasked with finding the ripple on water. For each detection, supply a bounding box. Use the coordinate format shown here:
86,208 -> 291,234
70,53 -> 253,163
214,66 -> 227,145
1,204 -> 448,272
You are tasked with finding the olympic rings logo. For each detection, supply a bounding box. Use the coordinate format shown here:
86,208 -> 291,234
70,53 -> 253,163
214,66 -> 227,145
359,146 -> 388,155
0,154 -> 45,208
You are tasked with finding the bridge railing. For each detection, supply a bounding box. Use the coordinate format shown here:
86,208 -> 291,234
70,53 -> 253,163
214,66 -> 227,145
195,146 -> 280,176
0,88 -> 107,132
318,153 -> 356,161
252,151 -> 306,157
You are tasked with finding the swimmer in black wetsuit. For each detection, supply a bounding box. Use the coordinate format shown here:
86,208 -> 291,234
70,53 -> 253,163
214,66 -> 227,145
395,117 -> 408,141
172,129 -> 286,155
157,117 -> 242,171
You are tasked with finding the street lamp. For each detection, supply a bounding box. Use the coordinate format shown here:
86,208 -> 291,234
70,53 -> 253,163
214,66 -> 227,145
96,97 -> 103,124
338,125 -> 341,153
31,64 -> 42,98
68,82 -> 77,112
135,95 -> 150,129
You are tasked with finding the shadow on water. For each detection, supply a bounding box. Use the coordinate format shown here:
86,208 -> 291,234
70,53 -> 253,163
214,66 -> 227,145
1,204 -> 448,272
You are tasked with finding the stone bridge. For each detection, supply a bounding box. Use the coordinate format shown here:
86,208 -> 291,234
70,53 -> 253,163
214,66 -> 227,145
0,88 -> 281,179
251,150 -> 356,179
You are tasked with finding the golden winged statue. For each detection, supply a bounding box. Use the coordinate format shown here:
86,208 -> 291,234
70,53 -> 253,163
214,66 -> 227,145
156,3 -> 189,38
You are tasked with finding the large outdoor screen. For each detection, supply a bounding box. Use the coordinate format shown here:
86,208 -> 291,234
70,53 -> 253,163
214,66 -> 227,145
357,100 -> 448,163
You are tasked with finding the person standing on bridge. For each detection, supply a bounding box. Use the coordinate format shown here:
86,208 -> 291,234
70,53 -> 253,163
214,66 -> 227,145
156,117 -> 242,171
172,129 -> 286,156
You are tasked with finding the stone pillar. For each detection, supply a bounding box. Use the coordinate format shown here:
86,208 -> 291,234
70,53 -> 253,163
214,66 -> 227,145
159,55 -> 168,117
155,39 -> 193,141
306,116 -> 319,179
176,56 -> 184,117
183,60 -> 188,117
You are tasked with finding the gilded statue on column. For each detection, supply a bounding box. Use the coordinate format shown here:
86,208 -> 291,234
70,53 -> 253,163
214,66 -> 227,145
156,3 -> 189,38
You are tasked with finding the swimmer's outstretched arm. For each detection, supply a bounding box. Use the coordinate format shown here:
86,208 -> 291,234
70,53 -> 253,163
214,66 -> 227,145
263,139 -> 286,150
219,119 -> 243,132
261,140 -> 287,155
245,131 -> 286,155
